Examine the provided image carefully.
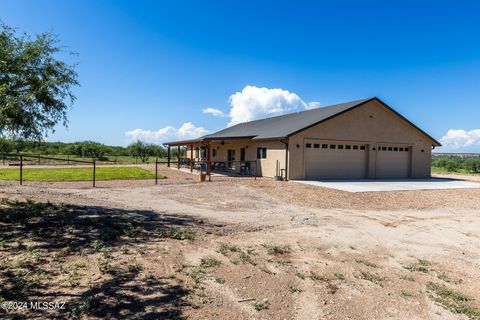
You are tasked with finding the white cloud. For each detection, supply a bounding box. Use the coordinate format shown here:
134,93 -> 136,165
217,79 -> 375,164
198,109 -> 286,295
227,85 -> 320,126
125,122 -> 209,145
202,107 -> 225,117
306,101 -> 321,109
440,129 -> 480,150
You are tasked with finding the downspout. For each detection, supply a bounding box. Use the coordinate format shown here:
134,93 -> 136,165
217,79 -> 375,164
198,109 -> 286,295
281,138 -> 289,181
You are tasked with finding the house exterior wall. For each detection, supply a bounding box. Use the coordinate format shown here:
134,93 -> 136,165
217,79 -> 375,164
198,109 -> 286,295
185,139 -> 286,178
182,100 -> 434,180
287,99 -> 433,180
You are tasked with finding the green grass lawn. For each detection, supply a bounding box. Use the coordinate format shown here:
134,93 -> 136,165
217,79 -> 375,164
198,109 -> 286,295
0,167 -> 161,182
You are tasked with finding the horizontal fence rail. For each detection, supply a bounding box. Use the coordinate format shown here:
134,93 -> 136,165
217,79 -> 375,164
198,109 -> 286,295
1,153 -> 180,166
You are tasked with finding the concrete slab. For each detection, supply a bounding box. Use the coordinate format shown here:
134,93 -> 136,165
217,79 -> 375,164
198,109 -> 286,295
290,178 -> 480,193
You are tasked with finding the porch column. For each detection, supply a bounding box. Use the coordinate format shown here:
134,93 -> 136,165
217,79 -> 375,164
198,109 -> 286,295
190,144 -> 193,172
177,146 -> 181,170
167,146 -> 171,167
207,142 -> 211,181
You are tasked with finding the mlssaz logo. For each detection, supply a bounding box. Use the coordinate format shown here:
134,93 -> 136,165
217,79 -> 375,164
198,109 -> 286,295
30,302 -> 66,310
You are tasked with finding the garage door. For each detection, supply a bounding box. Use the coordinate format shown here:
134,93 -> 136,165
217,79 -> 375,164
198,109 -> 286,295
304,141 -> 368,179
376,145 -> 411,178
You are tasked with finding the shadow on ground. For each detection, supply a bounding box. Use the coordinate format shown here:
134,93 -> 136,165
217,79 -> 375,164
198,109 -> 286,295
0,199 -> 221,319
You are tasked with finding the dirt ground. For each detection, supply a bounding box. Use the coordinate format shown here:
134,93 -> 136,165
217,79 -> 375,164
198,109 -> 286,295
1,165 -> 479,319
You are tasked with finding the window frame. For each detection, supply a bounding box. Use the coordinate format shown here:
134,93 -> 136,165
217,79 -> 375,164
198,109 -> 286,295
257,147 -> 267,159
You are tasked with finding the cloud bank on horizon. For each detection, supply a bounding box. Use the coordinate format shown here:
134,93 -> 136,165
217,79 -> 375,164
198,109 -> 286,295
125,122 -> 209,144
438,128 -> 480,152
124,85 -> 320,144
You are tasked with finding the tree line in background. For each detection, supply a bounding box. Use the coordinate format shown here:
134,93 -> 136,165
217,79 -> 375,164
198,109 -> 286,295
0,139 -> 170,163
432,156 -> 480,173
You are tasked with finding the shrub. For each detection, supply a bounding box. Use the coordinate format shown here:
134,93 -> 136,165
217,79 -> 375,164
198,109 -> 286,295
464,158 -> 480,173
444,160 -> 461,172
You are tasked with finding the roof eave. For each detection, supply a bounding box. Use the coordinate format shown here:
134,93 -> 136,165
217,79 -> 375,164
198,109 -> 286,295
372,97 -> 442,147
285,97 -> 442,147
163,137 -> 205,146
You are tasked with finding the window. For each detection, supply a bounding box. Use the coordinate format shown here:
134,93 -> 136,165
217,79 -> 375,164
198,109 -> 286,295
195,147 -> 199,158
322,144 -> 328,149
360,146 -> 366,150
345,145 -> 351,150
212,148 -> 218,157
338,145 -> 344,149
399,147 -> 404,152
305,143 -> 312,148
388,147 -> 393,151
257,147 -> 267,159
382,146 -> 387,151
405,147 -> 409,152
353,145 -> 358,150
330,144 -> 336,149
394,147 -> 398,151
313,143 -> 320,148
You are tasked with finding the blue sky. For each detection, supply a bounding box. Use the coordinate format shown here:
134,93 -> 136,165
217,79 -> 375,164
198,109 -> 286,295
2,0 -> 480,151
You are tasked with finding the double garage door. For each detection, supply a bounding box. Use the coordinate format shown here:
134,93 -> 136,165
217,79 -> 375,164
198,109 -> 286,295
304,140 -> 411,179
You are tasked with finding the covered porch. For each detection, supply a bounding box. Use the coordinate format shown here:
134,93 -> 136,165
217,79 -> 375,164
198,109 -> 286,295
164,137 -> 259,180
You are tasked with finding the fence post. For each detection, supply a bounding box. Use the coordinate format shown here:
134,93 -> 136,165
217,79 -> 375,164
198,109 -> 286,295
93,160 -> 96,188
20,155 -> 23,185
254,161 -> 257,180
155,159 -> 158,185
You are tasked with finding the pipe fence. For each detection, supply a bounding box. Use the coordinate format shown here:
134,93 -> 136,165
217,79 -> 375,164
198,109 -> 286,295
0,154 -> 257,188
1,153 -> 97,187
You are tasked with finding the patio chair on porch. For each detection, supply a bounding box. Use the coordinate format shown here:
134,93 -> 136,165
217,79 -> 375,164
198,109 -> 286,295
240,162 -> 252,175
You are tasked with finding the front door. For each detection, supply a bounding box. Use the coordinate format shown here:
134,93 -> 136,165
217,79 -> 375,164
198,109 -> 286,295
240,148 -> 246,162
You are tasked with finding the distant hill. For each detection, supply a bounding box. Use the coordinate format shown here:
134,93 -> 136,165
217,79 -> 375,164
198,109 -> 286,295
433,153 -> 480,158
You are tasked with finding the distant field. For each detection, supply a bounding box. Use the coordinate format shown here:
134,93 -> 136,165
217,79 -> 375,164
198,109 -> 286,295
431,166 -> 479,175
0,167 -> 160,181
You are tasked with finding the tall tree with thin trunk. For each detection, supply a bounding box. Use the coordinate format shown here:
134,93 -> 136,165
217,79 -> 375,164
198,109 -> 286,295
0,23 -> 79,141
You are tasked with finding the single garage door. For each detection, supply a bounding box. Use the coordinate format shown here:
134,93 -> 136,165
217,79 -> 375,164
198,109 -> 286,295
304,141 -> 368,179
376,145 -> 411,178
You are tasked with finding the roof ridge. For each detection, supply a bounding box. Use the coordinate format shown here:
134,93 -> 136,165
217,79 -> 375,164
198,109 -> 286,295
215,97 -> 373,130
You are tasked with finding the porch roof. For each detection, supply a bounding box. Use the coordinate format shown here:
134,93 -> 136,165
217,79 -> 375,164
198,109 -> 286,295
164,136 -> 256,146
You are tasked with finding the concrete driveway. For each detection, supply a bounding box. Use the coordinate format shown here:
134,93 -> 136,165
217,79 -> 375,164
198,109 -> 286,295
290,178 -> 480,192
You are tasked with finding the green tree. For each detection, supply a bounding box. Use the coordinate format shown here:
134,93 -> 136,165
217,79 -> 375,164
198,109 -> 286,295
78,141 -> 110,159
444,160 -> 460,172
0,138 -> 13,153
464,158 -> 480,173
0,23 -> 79,141
129,140 -> 156,163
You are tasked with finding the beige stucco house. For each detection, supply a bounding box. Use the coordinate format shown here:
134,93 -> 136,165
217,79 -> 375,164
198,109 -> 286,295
165,97 -> 441,180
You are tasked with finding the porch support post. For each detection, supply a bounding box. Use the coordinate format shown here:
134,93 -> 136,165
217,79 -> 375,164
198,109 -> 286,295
167,146 -> 171,167
190,144 -> 193,173
207,142 -> 211,181
177,146 -> 181,170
